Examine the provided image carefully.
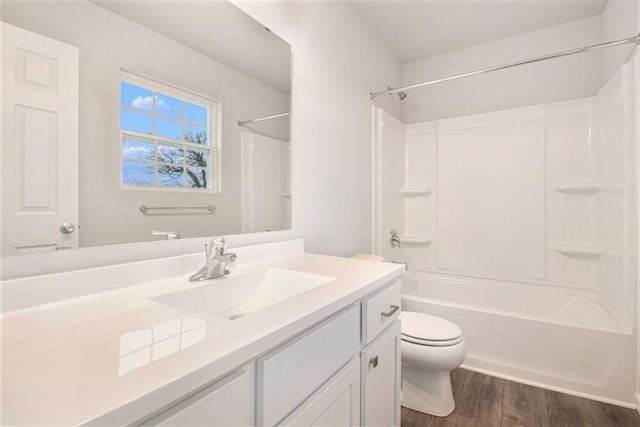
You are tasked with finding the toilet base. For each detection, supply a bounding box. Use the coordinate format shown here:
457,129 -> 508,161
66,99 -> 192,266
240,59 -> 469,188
401,366 -> 455,417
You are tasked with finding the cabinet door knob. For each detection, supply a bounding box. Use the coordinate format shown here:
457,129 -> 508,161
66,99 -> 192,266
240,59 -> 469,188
381,305 -> 400,318
369,356 -> 379,368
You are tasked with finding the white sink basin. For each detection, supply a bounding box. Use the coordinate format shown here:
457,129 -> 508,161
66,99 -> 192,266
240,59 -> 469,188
152,268 -> 335,322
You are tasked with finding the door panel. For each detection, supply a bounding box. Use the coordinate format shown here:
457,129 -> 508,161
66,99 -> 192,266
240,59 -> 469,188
361,320 -> 401,427
279,357 -> 360,427
145,364 -> 255,426
1,23 -> 79,254
257,305 -> 360,426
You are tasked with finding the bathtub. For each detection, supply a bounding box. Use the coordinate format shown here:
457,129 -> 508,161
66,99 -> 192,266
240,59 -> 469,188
401,270 -> 637,407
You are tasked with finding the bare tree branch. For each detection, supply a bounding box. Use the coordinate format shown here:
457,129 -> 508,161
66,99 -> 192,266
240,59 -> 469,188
143,131 -> 209,188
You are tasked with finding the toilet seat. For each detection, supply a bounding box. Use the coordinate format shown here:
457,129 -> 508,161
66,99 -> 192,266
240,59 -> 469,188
400,312 -> 463,347
402,334 -> 464,347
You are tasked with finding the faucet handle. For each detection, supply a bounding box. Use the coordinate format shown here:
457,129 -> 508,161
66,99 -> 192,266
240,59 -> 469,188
211,237 -> 227,254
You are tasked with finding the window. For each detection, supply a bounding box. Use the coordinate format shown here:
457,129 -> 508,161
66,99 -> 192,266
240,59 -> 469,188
119,71 -> 219,191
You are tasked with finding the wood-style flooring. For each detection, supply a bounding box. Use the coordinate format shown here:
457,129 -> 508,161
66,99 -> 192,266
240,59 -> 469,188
401,369 -> 640,427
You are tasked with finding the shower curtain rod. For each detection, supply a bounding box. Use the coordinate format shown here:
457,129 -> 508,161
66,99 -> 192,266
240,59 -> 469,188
237,112 -> 291,126
370,33 -> 640,100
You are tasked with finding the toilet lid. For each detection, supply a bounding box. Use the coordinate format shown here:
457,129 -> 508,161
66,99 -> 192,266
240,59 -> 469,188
400,312 -> 462,342
402,334 -> 464,347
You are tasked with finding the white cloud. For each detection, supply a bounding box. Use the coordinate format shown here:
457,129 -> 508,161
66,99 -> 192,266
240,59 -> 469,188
131,95 -> 153,110
123,145 -> 152,157
131,95 -> 171,112
155,97 -> 168,111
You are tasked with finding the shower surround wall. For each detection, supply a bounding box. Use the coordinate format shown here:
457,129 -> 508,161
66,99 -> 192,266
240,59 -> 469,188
373,55 -> 638,405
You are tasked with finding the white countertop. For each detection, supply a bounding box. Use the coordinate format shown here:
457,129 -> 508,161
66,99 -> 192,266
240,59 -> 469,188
1,241 -> 403,425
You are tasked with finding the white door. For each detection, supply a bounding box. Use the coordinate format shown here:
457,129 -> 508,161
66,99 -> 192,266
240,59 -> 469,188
240,131 -> 290,233
1,23 -> 79,254
280,357 -> 361,426
361,320 -> 401,427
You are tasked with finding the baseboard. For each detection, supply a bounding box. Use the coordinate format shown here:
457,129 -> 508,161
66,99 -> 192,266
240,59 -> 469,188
460,363 -> 637,410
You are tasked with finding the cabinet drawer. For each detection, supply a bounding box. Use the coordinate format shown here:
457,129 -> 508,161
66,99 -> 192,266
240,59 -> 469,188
257,305 -> 360,426
362,280 -> 401,344
144,364 -> 255,426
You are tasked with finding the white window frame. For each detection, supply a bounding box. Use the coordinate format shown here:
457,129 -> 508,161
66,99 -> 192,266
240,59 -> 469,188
119,69 -> 222,193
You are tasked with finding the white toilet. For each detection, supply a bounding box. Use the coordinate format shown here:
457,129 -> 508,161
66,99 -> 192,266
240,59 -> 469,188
400,311 -> 466,417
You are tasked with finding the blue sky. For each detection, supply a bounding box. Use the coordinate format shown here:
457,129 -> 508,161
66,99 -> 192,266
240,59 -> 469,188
120,82 -> 208,140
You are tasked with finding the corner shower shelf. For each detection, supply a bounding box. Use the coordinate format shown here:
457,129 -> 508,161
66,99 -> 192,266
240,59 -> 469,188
553,244 -> 601,258
401,236 -> 432,245
401,187 -> 432,196
552,183 -> 601,195
552,183 -> 625,195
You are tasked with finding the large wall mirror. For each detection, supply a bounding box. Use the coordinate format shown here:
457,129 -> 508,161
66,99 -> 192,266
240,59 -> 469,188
1,0 -> 291,256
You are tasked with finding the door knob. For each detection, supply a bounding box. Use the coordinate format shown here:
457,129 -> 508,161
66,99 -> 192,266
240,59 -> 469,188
60,222 -> 75,234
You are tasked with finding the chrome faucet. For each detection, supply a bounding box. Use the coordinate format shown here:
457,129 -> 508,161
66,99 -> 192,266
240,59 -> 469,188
189,237 -> 237,281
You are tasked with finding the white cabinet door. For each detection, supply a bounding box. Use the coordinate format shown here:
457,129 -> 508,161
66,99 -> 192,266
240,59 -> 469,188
1,23 -> 79,254
279,357 -> 360,427
361,320 -> 401,427
257,305 -> 360,426
145,364 -> 255,426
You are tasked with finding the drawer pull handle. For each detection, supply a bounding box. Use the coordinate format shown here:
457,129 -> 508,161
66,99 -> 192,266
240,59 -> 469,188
381,305 -> 400,318
369,356 -> 379,368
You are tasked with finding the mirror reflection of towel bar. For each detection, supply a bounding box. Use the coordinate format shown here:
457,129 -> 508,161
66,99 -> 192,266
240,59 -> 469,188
15,243 -> 72,251
139,204 -> 216,213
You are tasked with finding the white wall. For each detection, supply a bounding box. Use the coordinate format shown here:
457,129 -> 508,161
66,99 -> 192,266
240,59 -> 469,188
1,0 -> 290,247
234,1 -> 402,257
631,0 -> 640,412
401,15 -> 603,123
601,0 -> 639,84
376,98 -> 610,294
637,0 -> 640,411
598,54 -> 637,327
401,2 -> 640,125
602,0 -> 640,410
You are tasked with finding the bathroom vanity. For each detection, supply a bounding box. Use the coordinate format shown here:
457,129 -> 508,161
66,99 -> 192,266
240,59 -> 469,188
0,240 -> 404,425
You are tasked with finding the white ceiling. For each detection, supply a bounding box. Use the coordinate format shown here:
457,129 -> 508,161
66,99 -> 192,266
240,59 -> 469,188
92,1 -> 291,92
352,0 -> 608,63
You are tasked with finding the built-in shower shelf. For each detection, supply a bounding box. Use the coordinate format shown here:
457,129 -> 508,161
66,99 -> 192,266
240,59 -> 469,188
401,187 -> 432,196
553,183 -> 625,195
553,244 -> 601,258
401,236 -> 432,245
281,192 -> 291,198
552,183 -> 601,195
